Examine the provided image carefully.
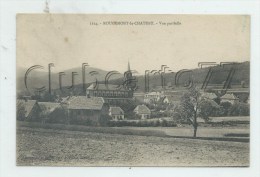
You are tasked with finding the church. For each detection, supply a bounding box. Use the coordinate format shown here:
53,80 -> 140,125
86,62 -> 135,105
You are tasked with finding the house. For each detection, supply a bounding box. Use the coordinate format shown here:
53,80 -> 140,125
38,102 -> 65,123
201,92 -> 217,100
220,93 -> 239,104
162,95 -> 181,105
134,105 -> 151,119
144,91 -> 162,104
16,99 -> 40,121
161,96 -> 180,111
61,96 -> 109,125
109,107 -> 125,120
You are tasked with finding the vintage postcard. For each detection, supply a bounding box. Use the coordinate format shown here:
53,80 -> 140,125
16,14 -> 250,166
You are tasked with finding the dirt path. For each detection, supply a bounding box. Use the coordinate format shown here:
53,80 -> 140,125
16,127 -> 249,166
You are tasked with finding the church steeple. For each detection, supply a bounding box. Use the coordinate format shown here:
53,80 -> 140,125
124,60 -> 136,91
127,60 -> 131,71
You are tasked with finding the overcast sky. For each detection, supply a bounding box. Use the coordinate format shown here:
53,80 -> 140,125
17,14 -> 250,74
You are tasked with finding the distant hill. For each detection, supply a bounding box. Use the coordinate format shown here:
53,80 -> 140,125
17,61 -> 249,96
107,61 -> 250,92
17,66 -> 124,95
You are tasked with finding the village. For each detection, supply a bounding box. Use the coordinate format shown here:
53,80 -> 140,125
11,13 -> 253,168
16,63 -> 250,166
16,62 -> 250,128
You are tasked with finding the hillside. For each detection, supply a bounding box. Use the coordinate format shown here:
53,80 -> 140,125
17,66 -> 123,95
17,61 -> 249,96
109,61 -> 250,92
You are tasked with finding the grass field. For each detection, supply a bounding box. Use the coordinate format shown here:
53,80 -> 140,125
16,121 -> 249,166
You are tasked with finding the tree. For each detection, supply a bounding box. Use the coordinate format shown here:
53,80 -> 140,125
229,102 -> 249,116
218,102 -> 232,116
199,99 -> 220,119
176,86 -> 219,137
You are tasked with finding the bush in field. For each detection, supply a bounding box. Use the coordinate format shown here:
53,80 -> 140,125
217,102 -> 232,116
151,111 -> 167,118
107,119 -> 177,127
161,119 -> 168,127
199,100 -> 220,121
229,102 -> 250,116
140,120 -> 149,127
166,121 -> 177,127
153,120 -> 160,127
172,112 -> 182,123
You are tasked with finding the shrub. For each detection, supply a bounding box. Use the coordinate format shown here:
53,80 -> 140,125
161,119 -> 168,127
229,103 -> 250,116
217,102 -> 232,116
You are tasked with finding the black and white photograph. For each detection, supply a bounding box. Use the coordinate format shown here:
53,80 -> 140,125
15,14 -> 250,167
2,0 -> 260,176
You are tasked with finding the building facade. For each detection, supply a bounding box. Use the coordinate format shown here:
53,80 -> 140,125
61,96 -> 109,125
134,105 -> 151,119
109,106 -> 125,120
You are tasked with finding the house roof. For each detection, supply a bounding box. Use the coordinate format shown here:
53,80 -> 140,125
17,99 -> 37,117
201,92 -> 217,100
38,102 -> 61,114
220,94 -> 238,100
134,105 -> 151,114
164,91 -> 185,96
109,107 -> 124,115
87,83 -> 128,91
145,92 -> 160,96
164,95 -> 182,102
64,96 -> 104,110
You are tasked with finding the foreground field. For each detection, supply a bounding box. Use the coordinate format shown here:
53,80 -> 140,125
17,127 -> 249,166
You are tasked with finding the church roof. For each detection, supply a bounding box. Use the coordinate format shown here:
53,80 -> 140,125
87,83 -> 129,91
